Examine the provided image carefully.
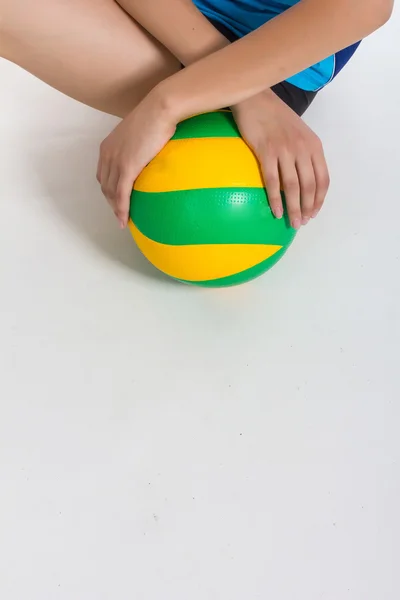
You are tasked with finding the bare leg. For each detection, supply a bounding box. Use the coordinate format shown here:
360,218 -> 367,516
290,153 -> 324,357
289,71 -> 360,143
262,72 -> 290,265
0,0 -> 181,118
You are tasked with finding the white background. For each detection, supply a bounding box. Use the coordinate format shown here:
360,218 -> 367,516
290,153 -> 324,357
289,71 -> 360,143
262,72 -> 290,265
0,7 -> 399,600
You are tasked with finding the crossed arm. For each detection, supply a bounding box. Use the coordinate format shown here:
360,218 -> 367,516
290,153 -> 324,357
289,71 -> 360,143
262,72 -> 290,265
119,0 -> 392,114
98,0 -> 393,228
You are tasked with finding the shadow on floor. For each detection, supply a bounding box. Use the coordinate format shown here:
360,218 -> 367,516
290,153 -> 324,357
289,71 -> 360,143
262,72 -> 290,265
32,132 -> 169,283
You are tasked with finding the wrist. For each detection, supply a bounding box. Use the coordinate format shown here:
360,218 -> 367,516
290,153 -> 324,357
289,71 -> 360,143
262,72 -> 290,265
145,81 -> 183,126
233,88 -> 277,112
151,75 -> 194,124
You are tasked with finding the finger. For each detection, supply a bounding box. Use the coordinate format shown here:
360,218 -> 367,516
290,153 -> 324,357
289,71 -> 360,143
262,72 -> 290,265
113,168 -> 135,229
279,153 -> 302,230
262,155 -> 284,219
311,152 -> 330,218
106,165 -> 120,208
96,155 -> 102,184
295,157 -> 316,225
99,160 -> 112,201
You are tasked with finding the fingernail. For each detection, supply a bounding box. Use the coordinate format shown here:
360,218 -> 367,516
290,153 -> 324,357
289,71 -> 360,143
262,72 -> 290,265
302,216 -> 310,226
311,210 -> 319,219
292,218 -> 301,230
274,207 -> 283,219
119,220 -> 125,229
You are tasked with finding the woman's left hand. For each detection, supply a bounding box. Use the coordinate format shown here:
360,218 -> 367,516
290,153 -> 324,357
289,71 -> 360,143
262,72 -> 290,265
232,89 -> 330,229
97,90 -> 177,229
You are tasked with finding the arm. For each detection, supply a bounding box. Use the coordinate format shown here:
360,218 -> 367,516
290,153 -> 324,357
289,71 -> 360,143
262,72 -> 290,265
99,0 -> 392,230
155,0 -> 393,118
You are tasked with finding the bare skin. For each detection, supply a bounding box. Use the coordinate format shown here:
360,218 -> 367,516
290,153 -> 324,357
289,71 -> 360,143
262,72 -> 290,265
0,0 -> 392,229
0,0 -> 328,229
0,0 -> 181,119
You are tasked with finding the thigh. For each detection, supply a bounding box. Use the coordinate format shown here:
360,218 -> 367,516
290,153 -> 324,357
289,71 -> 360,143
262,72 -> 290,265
0,0 -> 181,117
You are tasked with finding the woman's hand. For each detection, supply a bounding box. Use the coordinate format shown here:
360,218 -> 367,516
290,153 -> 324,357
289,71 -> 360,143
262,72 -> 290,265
97,90 -> 177,229
232,90 -> 330,229
98,83 -> 329,231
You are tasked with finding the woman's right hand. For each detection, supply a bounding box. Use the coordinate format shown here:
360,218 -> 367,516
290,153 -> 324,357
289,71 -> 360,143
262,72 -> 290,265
232,89 -> 330,230
97,89 -> 177,229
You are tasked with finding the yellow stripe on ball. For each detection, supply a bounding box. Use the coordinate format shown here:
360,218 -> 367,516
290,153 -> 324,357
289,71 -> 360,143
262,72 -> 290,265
129,220 -> 282,282
134,137 -> 264,193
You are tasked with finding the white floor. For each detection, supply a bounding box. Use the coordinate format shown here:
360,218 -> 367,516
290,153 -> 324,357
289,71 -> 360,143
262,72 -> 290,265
1,10 -> 399,600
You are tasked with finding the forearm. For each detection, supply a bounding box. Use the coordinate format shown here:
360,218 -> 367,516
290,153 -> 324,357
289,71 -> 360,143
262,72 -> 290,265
157,0 -> 393,119
116,0 -> 230,65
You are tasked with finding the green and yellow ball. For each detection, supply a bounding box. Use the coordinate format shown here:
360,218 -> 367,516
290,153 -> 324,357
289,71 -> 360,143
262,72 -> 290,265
129,110 -> 296,287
